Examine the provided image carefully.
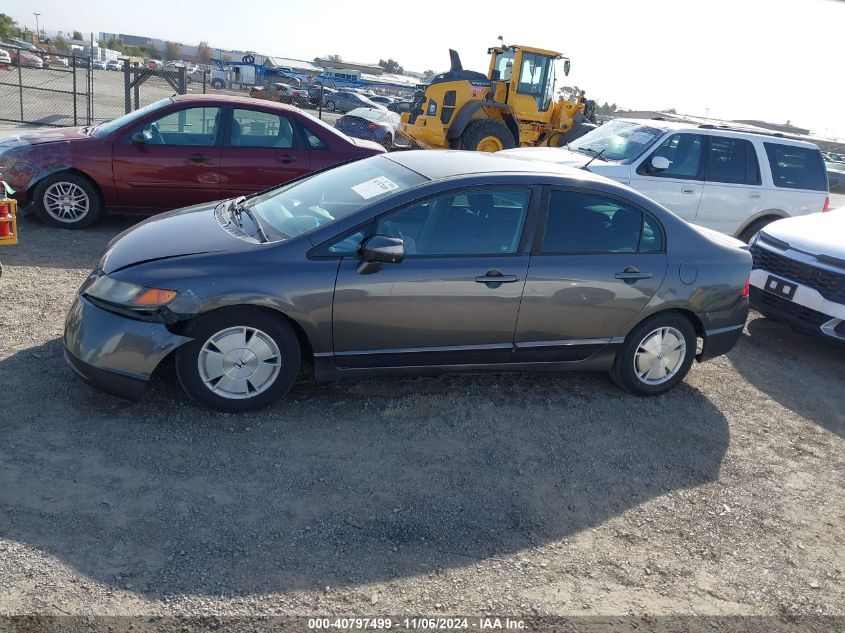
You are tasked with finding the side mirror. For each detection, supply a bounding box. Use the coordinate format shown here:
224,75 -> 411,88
130,131 -> 146,146
650,155 -> 670,172
358,234 -> 404,274
563,60 -> 571,76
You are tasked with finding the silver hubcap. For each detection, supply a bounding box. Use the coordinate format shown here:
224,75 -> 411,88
43,182 -> 89,223
198,326 -> 281,399
634,326 -> 686,385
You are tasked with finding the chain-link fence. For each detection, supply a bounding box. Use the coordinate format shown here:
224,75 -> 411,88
0,45 -> 91,126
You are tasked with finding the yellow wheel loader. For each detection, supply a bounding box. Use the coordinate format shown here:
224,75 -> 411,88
400,42 -> 596,152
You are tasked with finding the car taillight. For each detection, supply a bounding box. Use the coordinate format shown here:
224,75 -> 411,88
367,124 -> 380,129
823,196 -> 830,212
741,277 -> 750,298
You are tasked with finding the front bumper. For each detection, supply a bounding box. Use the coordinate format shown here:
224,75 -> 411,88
63,295 -> 192,400
750,286 -> 845,345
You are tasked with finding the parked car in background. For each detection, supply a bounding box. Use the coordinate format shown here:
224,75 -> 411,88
63,151 -> 751,412
250,83 -> 309,106
307,85 -> 338,107
387,100 -> 414,115
502,119 -> 830,241
368,95 -> 394,106
0,49 -> 11,66
9,48 -> 44,68
71,56 -> 91,68
47,56 -> 69,67
749,207 -> 844,345
2,94 -> 385,229
105,59 -> 123,71
92,60 -> 107,70
324,91 -> 387,113
334,107 -> 400,149
826,161 -> 845,194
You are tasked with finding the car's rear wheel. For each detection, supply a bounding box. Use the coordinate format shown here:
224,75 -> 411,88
33,173 -> 102,229
175,308 -> 301,413
610,312 -> 696,396
325,100 -> 336,112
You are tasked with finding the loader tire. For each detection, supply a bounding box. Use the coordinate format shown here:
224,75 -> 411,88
460,120 -> 515,152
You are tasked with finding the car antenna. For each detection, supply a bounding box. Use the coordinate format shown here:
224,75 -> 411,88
581,148 -> 606,171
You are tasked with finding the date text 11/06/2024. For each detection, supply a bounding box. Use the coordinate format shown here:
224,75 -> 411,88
307,617 -> 526,630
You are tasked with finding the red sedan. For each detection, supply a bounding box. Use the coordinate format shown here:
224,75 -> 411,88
1,94 -> 385,228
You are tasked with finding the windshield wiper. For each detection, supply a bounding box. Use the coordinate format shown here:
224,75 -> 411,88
230,196 -> 269,243
581,148 -> 607,171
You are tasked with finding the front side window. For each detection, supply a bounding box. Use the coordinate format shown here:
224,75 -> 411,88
230,108 -> 295,148
94,98 -> 171,138
706,136 -> 760,185
639,133 -> 704,179
542,190 -> 662,254
764,142 -> 827,191
375,188 -> 532,256
139,106 -> 222,146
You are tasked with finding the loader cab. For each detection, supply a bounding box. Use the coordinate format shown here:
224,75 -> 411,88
487,45 -> 563,122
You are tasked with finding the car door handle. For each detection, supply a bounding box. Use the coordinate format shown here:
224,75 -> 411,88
277,155 -> 298,163
188,153 -> 211,163
615,268 -> 653,280
681,187 -> 696,194
475,271 -> 520,284
749,192 -> 761,199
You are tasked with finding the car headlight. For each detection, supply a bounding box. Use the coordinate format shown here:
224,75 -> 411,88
85,276 -> 177,307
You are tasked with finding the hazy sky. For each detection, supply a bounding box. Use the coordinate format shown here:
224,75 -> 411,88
8,0 -> 844,137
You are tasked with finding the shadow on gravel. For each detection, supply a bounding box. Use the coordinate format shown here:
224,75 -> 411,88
0,337 -> 729,598
728,314 -> 844,438
3,215 -> 137,270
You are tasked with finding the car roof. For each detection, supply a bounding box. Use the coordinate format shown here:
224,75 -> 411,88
612,117 -> 821,150
171,93 -> 299,113
384,150 -> 616,185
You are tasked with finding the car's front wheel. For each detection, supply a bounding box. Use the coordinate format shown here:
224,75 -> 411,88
610,312 -> 696,396
175,308 -> 301,413
33,173 -> 102,229
325,100 -> 336,112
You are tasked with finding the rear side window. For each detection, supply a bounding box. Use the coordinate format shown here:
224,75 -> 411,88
706,136 -> 761,185
764,143 -> 827,191
542,191 -> 663,254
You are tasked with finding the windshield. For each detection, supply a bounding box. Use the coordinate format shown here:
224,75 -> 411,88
91,98 -> 172,137
568,120 -> 665,162
247,156 -> 427,242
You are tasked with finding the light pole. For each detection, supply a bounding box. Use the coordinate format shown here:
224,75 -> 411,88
32,13 -> 41,40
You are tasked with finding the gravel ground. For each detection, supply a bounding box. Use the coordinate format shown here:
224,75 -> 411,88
0,215 -> 843,627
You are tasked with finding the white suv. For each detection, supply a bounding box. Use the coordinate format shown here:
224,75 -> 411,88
502,119 -> 830,241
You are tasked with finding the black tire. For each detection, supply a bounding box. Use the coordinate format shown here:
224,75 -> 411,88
738,217 -> 774,243
175,307 -> 301,413
379,133 -> 393,150
558,121 -> 597,145
459,119 -> 516,152
325,100 -> 336,112
211,78 -> 225,89
610,312 -> 697,396
32,172 -> 102,229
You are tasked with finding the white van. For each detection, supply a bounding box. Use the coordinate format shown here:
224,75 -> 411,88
502,119 -> 830,241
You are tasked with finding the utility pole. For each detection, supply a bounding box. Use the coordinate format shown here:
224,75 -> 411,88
32,13 -> 41,40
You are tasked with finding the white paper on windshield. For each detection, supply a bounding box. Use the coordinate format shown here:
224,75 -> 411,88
351,176 -> 400,200
628,131 -> 656,145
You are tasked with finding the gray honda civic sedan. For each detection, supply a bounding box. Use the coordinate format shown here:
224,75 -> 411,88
64,151 -> 751,412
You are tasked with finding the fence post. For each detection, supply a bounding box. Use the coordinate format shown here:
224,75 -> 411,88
318,84 -> 323,120
72,55 -> 78,125
179,66 -> 187,94
202,69 -> 207,94
18,52 -> 23,122
123,60 -> 131,114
